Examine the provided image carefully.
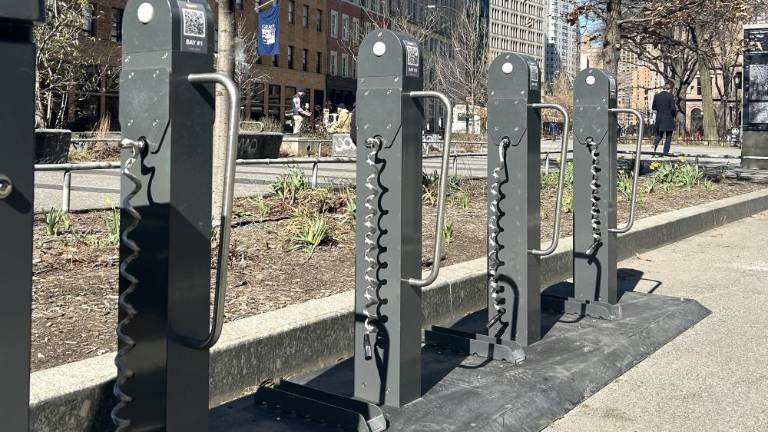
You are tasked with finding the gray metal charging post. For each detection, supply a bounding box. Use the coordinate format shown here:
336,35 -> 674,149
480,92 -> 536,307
113,1 -> 240,430
0,2 -> 44,430
425,53 -> 569,359
566,69 -> 643,318
253,30 -> 456,431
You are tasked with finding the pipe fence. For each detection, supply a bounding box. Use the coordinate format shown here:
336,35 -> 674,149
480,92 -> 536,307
37,147 -> 746,213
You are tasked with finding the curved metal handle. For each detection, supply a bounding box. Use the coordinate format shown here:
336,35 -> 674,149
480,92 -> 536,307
528,103 -> 569,256
608,108 -> 644,234
185,73 -> 240,350
403,91 -> 454,288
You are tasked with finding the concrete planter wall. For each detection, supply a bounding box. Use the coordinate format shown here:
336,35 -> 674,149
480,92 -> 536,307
35,129 -> 71,164
238,132 -> 283,159
331,134 -> 355,157
28,189 -> 768,431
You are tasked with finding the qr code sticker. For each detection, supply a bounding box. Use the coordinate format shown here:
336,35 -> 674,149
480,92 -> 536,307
182,8 -> 206,38
406,45 -> 419,67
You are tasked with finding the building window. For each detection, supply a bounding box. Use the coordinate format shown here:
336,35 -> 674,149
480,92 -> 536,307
285,86 -> 297,109
272,53 -> 279,67
302,49 -> 308,72
82,3 -> 96,37
288,45 -> 294,69
341,54 -> 349,78
330,10 -> 338,39
316,52 -> 322,73
353,17 -> 360,43
302,5 -> 309,28
268,84 -> 282,119
316,9 -> 322,32
352,58 -> 357,78
111,8 -> 124,42
341,14 -> 350,40
288,1 -> 295,24
330,51 -> 338,76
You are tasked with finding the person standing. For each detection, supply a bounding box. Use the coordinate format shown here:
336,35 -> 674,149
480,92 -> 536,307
292,91 -> 311,134
652,83 -> 677,154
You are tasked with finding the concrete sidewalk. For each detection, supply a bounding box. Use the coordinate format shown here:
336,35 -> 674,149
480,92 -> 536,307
546,211 -> 768,432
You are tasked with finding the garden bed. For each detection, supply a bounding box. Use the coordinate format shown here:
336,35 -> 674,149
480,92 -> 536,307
30,163 -> 766,371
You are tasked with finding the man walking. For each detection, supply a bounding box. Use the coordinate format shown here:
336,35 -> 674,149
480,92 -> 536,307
652,83 -> 677,154
292,91 -> 311,134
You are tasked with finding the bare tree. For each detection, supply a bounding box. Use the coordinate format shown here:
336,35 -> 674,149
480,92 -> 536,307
233,15 -> 270,116
432,1 -> 490,131
34,0 -> 119,129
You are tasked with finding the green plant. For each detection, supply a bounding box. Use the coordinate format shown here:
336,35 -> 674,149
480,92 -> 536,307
103,201 -> 120,246
45,207 -> 70,236
648,161 -> 707,189
542,171 -> 559,190
617,171 -> 633,201
254,199 -> 271,218
448,174 -> 464,195
342,188 -> 357,223
561,189 -> 574,214
272,168 -> 309,203
422,171 -> 440,205
449,190 -> 470,209
75,233 -> 101,247
289,214 -> 329,253
441,222 -> 455,245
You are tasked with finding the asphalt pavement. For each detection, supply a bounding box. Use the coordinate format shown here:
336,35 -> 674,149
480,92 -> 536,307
33,141 -> 747,212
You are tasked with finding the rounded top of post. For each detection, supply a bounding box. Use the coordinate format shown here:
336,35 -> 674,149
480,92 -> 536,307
574,68 -> 617,104
122,0 -> 214,55
357,30 -> 423,82
488,52 -> 540,98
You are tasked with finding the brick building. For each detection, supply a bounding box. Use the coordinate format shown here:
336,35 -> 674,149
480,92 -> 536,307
69,0 -> 329,129
246,0 -> 328,122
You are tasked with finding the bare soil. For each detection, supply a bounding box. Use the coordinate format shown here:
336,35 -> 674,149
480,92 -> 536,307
31,177 -> 766,372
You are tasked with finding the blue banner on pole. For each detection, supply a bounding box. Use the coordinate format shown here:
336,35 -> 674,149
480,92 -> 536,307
257,5 -> 280,56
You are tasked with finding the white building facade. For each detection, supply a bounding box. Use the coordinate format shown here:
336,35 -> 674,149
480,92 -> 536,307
544,0 -> 579,81
488,0 -> 547,64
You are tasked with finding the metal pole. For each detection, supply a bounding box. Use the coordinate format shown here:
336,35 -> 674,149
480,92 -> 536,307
0,3 -> 44,430
62,170 -> 72,212
311,161 -> 319,187
544,153 -> 550,175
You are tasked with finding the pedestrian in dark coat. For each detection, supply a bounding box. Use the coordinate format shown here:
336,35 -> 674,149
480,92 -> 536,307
652,83 -> 677,154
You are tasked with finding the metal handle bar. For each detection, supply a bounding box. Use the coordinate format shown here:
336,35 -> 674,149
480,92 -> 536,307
403,91 -> 454,288
185,73 -> 240,350
528,103 -> 569,256
608,108 -> 644,234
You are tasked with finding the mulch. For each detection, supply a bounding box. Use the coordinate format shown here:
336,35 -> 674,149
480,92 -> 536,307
30,177 -> 765,371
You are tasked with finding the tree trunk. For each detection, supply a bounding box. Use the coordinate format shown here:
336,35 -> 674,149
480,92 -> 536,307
213,0 -> 237,221
696,53 -> 718,144
602,0 -> 621,75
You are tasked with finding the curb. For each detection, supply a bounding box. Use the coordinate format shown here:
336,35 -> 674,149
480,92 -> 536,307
29,188 -> 768,431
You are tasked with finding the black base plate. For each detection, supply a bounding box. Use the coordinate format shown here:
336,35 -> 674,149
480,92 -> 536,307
210,291 -> 709,432
424,325 -> 526,363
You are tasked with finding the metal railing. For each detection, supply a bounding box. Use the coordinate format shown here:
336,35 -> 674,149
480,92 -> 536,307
36,147 -> 746,213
